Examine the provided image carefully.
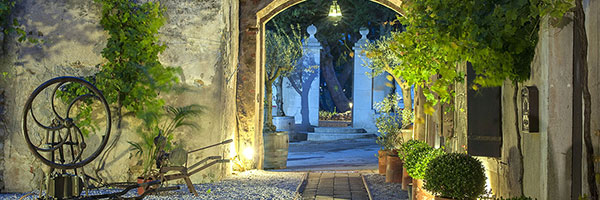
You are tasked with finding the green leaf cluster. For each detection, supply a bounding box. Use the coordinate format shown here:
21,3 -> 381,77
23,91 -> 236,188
0,0 -> 39,44
129,105 -> 204,176
424,153 -> 486,200
400,139 -> 445,179
94,0 -> 179,116
57,0 -> 180,154
365,0 -> 572,105
374,94 -> 412,150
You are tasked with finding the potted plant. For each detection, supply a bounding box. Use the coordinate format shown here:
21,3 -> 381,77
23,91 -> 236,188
424,153 -> 486,200
401,139 -> 445,197
374,94 -> 405,176
129,104 -> 203,194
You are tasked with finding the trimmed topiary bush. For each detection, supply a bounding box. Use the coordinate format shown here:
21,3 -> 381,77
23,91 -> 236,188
424,153 -> 486,200
400,139 -> 445,179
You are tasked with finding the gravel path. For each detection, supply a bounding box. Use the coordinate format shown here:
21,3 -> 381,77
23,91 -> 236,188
0,170 -> 305,200
363,173 -> 409,200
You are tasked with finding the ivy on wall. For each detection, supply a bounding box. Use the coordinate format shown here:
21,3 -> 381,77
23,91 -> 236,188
366,0 -> 572,107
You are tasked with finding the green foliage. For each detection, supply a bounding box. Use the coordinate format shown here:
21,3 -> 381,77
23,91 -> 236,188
58,0 -> 179,137
0,0 -> 40,44
400,139 -> 445,179
374,94 -> 412,150
424,153 -> 486,200
365,0 -> 572,106
94,0 -> 179,116
265,23 -> 304,80
129,105 -> 204,176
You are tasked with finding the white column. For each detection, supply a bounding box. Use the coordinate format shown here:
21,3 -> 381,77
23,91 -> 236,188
352,27 -> 377,132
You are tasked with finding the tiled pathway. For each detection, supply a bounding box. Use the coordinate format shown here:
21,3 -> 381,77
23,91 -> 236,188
300,172 -> 370,200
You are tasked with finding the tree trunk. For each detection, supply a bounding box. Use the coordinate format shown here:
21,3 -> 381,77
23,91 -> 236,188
321,50 -> 351,112
574,0 -> 598,198
275,77 -> 285,116
338,61 -> 354,92
399,82 -> 412,110
264,79 -> 276,132
414,86 -> 426,141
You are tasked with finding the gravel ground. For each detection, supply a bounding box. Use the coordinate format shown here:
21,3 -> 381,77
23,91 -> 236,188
0,170 -> 305,200
363,173 -> 409,200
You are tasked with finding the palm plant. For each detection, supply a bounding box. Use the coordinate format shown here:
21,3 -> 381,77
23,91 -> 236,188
128,104 -> 204,177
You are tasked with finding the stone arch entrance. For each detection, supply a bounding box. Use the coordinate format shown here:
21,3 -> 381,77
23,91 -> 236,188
236,0 -> 406,169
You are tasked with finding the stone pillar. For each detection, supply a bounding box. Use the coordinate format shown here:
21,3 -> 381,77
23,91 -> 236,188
283,25 -> 321,130
352,27 -> 377,132
303,25 -> 321,127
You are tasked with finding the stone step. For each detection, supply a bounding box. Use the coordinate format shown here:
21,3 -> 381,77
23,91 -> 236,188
307,132 -> 376,141
312,127 -> 367,133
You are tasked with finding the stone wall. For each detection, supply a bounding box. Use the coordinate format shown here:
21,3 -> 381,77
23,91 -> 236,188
0,0 -> 238,192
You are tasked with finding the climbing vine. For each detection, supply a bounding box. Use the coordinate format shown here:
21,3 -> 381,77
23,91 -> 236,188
366,0 -> 572,107
58,0 -> 179,171
60,0 -> 180,125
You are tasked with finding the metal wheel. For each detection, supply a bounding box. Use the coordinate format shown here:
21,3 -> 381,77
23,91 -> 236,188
22,76 -> 111,169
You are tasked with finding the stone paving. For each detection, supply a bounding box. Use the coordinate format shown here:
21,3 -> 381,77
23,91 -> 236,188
300,172 -> 370,200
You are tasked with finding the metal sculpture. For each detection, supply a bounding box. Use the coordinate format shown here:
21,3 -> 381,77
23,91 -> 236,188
22,76 -> 162,199
23,76 -> 232,199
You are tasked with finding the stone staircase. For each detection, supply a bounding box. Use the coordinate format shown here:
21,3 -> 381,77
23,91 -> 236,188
306,127 -> 375,141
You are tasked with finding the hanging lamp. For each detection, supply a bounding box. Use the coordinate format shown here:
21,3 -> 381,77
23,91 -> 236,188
328,0 -> 342,17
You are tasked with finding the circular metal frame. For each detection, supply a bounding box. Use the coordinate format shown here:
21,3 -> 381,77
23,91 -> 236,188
22,76 -> 111,169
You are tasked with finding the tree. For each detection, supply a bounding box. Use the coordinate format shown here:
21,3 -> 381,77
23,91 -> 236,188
264,24 -> 304,132
269,0 -> 399,112
365,34 -> 412,111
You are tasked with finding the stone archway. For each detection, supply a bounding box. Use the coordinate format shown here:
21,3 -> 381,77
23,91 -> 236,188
236,0 -> 406,169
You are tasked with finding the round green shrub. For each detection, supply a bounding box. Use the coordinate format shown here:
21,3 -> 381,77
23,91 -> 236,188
401,139 -> 445,179
424,153 -> 486,200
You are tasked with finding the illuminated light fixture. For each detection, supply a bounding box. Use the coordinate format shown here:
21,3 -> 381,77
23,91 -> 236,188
328,0 -> 342,17
243,147 -> 254,160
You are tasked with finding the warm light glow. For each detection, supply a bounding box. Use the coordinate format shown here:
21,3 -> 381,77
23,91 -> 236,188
243,147 -> 254,160
328,1 -> 342,17
349,102 -> 353,108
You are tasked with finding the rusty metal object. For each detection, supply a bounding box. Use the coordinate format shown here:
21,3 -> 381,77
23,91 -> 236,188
22,77 -> 176,199
23,76 -> 111,170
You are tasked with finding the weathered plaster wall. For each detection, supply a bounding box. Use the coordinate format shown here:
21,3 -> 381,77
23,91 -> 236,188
0,0 -> 238,192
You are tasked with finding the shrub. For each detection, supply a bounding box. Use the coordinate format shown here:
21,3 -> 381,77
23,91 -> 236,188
374,94 -> 406,150
424,153 -> 486,200
401,139 -> 445,179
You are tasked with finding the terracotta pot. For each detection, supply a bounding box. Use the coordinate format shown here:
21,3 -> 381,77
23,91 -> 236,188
378,150 -> 389,175
401,166 -> 412,190
412,179 -> 435,200
137,176 -> 154,195
385,155 -> 403,183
